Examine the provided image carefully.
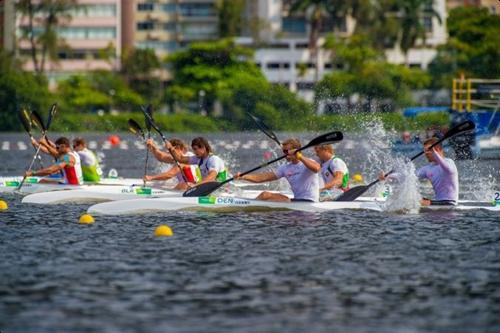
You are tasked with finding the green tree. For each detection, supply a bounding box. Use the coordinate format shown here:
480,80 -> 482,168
429,6 -> 500,88
215,0 -> 245,37
58,71 -> 144,113
16,0 -> 77,74
394,0 -> 441,66
0,52 -> 52,131
121,48 -> 162,103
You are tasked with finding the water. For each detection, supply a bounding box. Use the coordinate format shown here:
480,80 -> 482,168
1,132 -> 499,333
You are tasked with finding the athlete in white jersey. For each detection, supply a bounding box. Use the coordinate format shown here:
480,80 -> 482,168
235,138 -> 320,202
167,137 -> 228,184
379,137 -> 459,206
314,144 -> 349,200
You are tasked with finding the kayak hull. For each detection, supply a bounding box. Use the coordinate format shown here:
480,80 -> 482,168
87,196 -> 500,215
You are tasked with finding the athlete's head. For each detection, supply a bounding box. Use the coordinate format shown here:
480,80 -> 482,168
282,138 -> 301,162
191,137 -> 212,158
423,137 -> 443,162
313,144 -> 334,162
170,138 -> 188,154
72,137 -> 86,151
55,137 -> 71,154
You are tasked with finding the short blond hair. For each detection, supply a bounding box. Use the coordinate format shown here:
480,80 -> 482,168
282,138 -> 301,150
317,144 -> 334,154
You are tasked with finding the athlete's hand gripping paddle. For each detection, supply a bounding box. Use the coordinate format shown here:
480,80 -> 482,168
183,131 -> 344,197
334,120 -> 476,202
17,103 -> 58,191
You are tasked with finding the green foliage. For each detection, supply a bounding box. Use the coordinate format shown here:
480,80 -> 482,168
429,6 -> 500,88
317,35 -> 430,108
216,0 -> 245,37
49,112 -> 220,132
0,51 -> 52,131
57,71 -> 144,113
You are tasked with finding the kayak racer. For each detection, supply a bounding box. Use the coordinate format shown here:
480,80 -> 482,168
313,143 -> 349,201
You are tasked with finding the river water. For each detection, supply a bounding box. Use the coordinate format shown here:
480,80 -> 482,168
0,132 -> 499,333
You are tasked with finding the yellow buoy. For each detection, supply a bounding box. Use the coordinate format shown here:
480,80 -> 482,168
0,200 -> 8,211
154,225 -> 173,237
352,173 -> 363,183
79,214 -> 95,224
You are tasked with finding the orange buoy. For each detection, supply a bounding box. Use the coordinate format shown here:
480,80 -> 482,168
108,135 -> 121,146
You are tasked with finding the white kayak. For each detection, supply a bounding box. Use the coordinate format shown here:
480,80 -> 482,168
87,196 -> 500,215
0,176 -> 146,194
21,185 -> 180,204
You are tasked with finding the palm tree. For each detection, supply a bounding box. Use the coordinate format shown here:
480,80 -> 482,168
288,0 -> 350,81
395,0 -> 442,66
16,0 -> 76,74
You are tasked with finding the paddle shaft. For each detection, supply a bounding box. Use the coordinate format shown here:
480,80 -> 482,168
141,109 -> 190,185
17,132 -> 47,190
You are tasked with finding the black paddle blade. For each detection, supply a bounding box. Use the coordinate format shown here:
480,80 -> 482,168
19,108 -> 32,134
144,104 -> 153,132
306,131 -> 343,147
30,111 -> 46,132
248,112 -> 281,146
445,120 -> 475,138
46,103 -> 57,130
183,182 -> 222,197
334,185 -> 370,201
128,119 -> 145,139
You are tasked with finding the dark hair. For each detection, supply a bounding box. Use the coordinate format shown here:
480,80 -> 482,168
73,137 -> 86,147
55,137 -> 70,146
191,137 -> 212,154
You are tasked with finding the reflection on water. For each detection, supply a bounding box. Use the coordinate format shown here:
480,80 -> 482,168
0,132 -> 499,333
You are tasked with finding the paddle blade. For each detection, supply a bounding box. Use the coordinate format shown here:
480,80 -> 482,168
46,103 -> 57,130
248,112 -> 281,146
306,131 -> 343,148
144,104 -> 153,132
30,111 -> 46,132
334,185 -> 370,201
444,120 -> 475,139
19,108 -> 32,134
183,182 -> 222,197
128,119 -> 145,139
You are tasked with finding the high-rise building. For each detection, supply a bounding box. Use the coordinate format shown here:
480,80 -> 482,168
14,0 -> 121,83
129,0 -> 219,56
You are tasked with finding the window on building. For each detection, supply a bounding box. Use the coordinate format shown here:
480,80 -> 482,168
297,82 -> 315,90
179,3 -> 215,17
266,63 -> 290,69
181,23 -> 217,38
423,16 -> 433,33
137,3 -> 154,11
162,3 -> 177,12
295,43 -> 309,49
137,21 -> 155,31
163,22 -> 176,31
137,40 -> 178,51
70,4 -> 116,17
282,17 -> 307,34
324,63 -> 332,69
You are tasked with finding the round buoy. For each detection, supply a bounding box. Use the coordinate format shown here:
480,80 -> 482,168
79,214 -> 95,224
352,173 -> 363,183
108,135 -> 121,146
0,200 -> 8,211
154,225 -> 173,237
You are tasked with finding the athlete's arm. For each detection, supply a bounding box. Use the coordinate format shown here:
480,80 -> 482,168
238,172 -> 278,183
25,156 -> 73,177
144,165 -> 180,181
431,148 -> 454,174
164,141 -> 189,164
39,138 -> 58,158
297,154 -> 320,173
322,171 -> 344,190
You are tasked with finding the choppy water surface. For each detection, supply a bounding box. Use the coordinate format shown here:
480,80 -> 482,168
1,132 -> 499,333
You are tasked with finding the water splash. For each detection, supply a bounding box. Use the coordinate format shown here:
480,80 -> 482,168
382,157 -> 421,213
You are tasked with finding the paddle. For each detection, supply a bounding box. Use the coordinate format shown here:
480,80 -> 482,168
19,108 -> 44,169
140,107 -> 190,184
334,120 -> 476,202
128,119 -> 146,140
142,104 -> 153,187
183,130 -> 344,197
248,112 -> 281,146
17,103 -> 58,191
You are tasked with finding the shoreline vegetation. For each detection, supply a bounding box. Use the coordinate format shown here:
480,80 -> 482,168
9,111 -> 448,133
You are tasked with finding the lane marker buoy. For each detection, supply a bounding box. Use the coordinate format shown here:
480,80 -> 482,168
154,225 -> 173,237
79,214 -> 95,224
0,200 -> 8,211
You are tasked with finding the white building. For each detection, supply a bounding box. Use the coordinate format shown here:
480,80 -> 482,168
239,0 -> 448,102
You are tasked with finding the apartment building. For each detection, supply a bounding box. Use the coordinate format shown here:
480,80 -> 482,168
12,0 -> 121,83
126,0 -> 219,56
